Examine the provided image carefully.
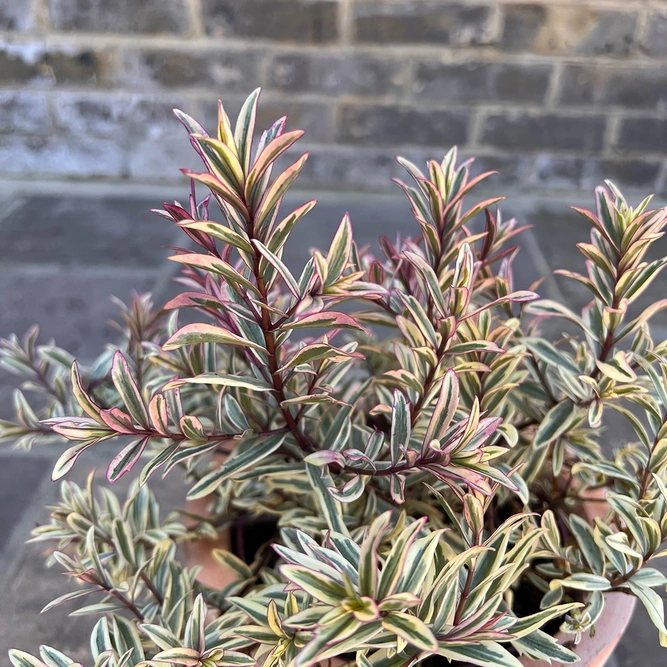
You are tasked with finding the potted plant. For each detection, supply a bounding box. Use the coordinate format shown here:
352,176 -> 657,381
3,89 -> 667,667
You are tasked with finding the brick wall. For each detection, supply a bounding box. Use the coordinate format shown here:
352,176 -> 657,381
2,0 -> 667,195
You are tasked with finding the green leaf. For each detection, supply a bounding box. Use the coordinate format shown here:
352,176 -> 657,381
168,253 -> 258,294
425,370 -> 460,445
280,343 -> 360,371
447,340 -> 503,355
246,129 -> 304,197
378,518 -> 425,599
438,642 -> 522,667
111,352 -> 149,428
358,513 -> 391,599
570,514 -> 605,575
524,337 -> 580,375
268,200 -> 316,255
167,373 -> 273,392
553,573 -> 611,591
306,463 -> 348,535
139,624 -> 181,651
151,647 -> 201,667
404,251 -> 448,317
533,400 -> 577,448
107,437 -> 148,483
626,579 -> 667,635
509,603 -> 582,638
187,433 -> 285,498
9,650 -> 48,667
513,629 -> 580,664
326,215 -> 352,285
178,220 -> 252,252
112,519 -> 136,566
234,88 -> 260,174
163,323 -> 265,353
255,153 -> 309,229
71,362 -> 101,421
38,646 -> 75,667
280,565 -> 346,605
184,594 -> 206,653
253,239 -> 300,298
382,611 -> 438,651
390,391 -> 410,465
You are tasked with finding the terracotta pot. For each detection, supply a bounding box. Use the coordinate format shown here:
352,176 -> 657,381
519,489 -> 636,667
183,493 -> 240,590
184,485 -> 635,667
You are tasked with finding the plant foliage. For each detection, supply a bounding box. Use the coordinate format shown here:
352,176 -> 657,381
4,89 -> 667,666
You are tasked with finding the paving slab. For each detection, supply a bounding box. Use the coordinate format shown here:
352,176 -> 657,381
0,457 -> 187,661
0,196 -> 181,268
0,189 -> 666,665
0,454 -> 50,553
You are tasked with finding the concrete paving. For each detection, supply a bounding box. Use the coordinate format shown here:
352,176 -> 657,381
0,186 -> 665,664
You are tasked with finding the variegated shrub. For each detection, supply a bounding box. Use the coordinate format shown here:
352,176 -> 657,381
3,89 -> 667,667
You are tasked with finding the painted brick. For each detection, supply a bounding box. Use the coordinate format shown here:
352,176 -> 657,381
560,65 -> 667,109
582,158 -> 661,190
0,42 -> 114,87
339,104 -> 470,147
0,0 -> 36,30
532,155 -> 584,189
500,4 -> 637,56
559,64 -> 667,110
414,60 -> 551,104
0,134 -> 124,177
49,0 -> 190,34
352,1 -> 497,46
268,52 -> 405,97
122,49 -> 261,91
201,0 -> 339,43
617,118 -> 667,153
0,91 -> 51,134
643,11 -> 667,57
298,146 -> 397,192
481,112 -> 606,152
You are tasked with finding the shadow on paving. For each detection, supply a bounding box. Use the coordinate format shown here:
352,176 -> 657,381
0,188 -> 666,665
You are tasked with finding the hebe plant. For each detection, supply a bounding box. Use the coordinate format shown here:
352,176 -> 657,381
4,89 -> 667,667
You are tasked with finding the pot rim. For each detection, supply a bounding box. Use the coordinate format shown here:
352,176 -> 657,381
518,591 -> 636,667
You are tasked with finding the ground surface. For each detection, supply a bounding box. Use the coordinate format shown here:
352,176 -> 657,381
1,185 -> 666,665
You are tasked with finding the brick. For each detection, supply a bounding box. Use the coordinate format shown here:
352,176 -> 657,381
49,0 -> 190,34
500,4 -> 637,56
201,0 -> 338,43
122,48 -> 261,91
126,99 -> 203,178
0,42 -> 114,87
257,100 -> 335,143
50,94 -> 202,179
0,91 -> 51,134
480,112 -> 606,152
532,155 -> 584,189
53,94 -> 131,138
582,158 -> 660,191
0,134 -> 124,177
200,97 -> 335,144
339,104 -> 469,147
643,11 -> 667,57
559,64 -> 667,110
499,3 -> 546,51
617,118 -> 667,153
466,153 -> 534,188
268,52 -> 405,97
414,60 -> 551,104
0,0 -> 36,30
352,2 -> 497,46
